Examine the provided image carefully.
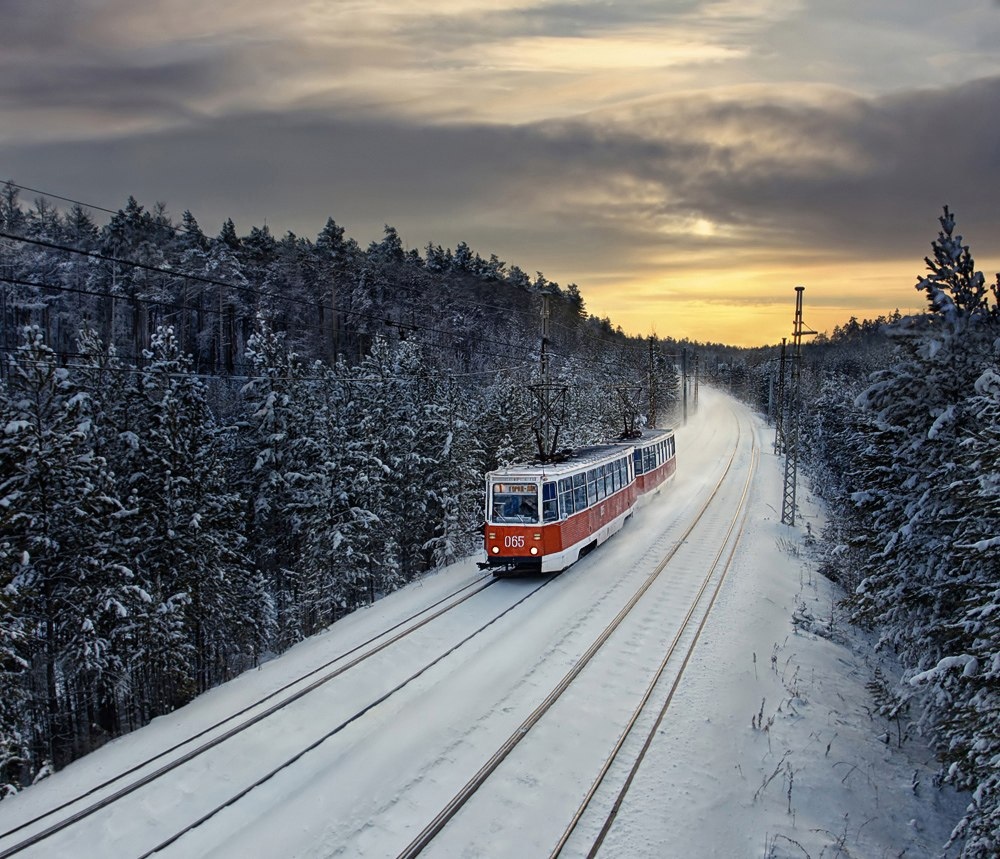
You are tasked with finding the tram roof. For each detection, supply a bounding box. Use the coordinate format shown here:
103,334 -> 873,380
488,442 -> 635,482
624,427 -> 675,445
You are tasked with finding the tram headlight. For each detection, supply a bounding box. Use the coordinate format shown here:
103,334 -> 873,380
492,546 -> 500,554
530,547 -> 539,555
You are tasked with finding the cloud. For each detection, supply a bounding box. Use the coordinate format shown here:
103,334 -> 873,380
4,0 -> 1000,344
7,73 -> 999,271
0,0 -> 802,135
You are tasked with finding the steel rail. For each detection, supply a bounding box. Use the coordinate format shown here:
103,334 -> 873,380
395,413 -> 747,859
0,573 -> 500,856
132,575 -> 559,859
551,426 -> 759,857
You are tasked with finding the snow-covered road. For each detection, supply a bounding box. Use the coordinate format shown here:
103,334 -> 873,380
0,390 -> 969,858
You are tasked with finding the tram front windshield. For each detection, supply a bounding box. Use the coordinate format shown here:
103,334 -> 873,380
491,483 -> 539,523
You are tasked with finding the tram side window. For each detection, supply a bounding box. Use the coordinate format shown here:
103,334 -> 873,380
633,449 -> 643,475
559,477 -> 575,517
597,465 -> 606,501
587,468 -> 599,506
573,472 -> 588,510
542,482 -> 559,522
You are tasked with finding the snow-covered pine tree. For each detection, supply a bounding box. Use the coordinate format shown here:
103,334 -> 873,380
0,572 -> 28,797
291,358 -> 373,633
128,327 -> 262,709
419,373 -> 486,570
800,373 -> 880,591
315,217 -> 360,363
930,357 -> 1000,858
477,369 -> 536,471
0,327 -> 126,773
852,208 -> 1000,856
242,319 -> 366,641
346,337 -> 422,588
854,209 -> 994,660
646,340 -> 681,428
241,320 -> 311,644
58,327 -> 151,739
0,380 -> 30,796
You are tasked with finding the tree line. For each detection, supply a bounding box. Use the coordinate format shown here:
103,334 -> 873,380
0,182 -> 681,796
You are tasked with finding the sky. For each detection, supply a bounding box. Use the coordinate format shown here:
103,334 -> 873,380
0,390 -> 968,857
3,0 -> 1000,346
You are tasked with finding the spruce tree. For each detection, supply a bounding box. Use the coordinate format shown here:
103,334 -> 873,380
0,327 -> 125,770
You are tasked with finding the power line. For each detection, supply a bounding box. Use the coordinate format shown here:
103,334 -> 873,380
3,180 -> 677,375
1,182 -> 675,383
5,181 -> 131,223
2,180 -> 553,322
0,235 -> 535,357
5,178 -> 681,367
2,347 -> 536,385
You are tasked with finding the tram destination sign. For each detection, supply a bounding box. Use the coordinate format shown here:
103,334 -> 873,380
495,483 -> 536,494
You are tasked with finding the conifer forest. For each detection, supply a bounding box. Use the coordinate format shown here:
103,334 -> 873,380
1,183 -> 998,855
0,182 -> 682,785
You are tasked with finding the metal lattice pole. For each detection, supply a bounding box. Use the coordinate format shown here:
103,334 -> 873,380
781,287 -> 813,526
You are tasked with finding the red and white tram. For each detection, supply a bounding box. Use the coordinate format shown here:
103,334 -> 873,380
630,427 -> 677,501
482,427 -> 677,574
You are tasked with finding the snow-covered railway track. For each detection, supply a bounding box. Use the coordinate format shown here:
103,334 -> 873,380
2,399 -> 751,859
397,413 -> 756,858
0,572 -> 546,858
551,430 -> 759,857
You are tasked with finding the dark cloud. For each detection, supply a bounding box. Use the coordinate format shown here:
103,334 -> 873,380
0,53 -> 228,116
1,0 -> 91,46
3,75 -> 999,293
687,77 -> 1000,258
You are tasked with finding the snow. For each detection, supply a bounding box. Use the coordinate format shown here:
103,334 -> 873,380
0,389 -> 968,858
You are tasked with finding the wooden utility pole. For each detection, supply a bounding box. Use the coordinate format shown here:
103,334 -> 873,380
692,351 -> 699,413
773,337 -> 787,455
648,336 -> 657,428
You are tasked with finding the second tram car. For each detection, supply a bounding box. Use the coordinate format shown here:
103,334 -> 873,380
482,427 -> 677,574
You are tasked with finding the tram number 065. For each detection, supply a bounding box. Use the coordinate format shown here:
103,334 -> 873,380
503,535 -> 525,549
